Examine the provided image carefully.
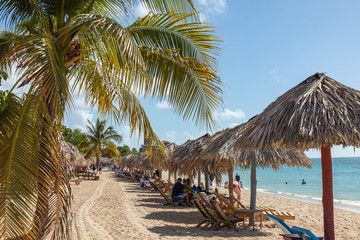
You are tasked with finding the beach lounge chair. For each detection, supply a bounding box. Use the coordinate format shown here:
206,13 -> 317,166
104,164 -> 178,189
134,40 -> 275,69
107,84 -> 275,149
148,180 -> 160,192
139,178 -> 152,188
193,199 -> 218,228
70,179 -> 82,185
209,199 -> 243,231
157,188 -> 176,206
197,192 -> 212,208
291,226 -> 321,240
267,213 -> 296,234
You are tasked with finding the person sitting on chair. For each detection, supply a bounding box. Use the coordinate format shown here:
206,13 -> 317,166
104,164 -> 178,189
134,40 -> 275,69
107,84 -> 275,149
171,178 -> 191,206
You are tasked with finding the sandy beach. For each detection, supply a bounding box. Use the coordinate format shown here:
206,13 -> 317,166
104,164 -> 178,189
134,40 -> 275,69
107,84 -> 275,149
70,169 -> 360,240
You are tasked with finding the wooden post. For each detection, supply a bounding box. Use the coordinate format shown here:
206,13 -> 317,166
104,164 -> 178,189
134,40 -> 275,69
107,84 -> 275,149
249,163 -> 257,225
204,171 -> 209,192
228,168 -> 234,197
321,146 -> 335,240
197,167 -> 201,187
168,169 -> 171,182
174,168 -> 177,183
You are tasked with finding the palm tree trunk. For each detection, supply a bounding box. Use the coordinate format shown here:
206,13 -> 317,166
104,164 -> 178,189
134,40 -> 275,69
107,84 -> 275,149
96,155 -> 101,174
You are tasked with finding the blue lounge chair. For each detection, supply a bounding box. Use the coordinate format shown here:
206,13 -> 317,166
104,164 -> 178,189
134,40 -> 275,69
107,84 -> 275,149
267,213 -> 296,234
292,226 -> 320,240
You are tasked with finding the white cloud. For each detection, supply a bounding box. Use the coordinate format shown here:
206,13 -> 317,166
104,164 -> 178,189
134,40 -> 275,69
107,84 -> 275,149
117,125 -> 142,148
269,68 -> 288,83
214,108 -> 245,121
64,96 -> 93,131
155,100 -> 172,109
197,0 -> 227,21
134,3 -> 150,18
165,130 -> 178,142
163,130 -> 200,144
0,69 -> 29,95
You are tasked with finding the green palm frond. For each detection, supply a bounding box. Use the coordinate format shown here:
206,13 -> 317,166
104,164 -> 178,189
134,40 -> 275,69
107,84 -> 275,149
0,93 -> 20,146
3,33 -> 71,118
0,93 -> 71,239
139,46 -> 223,129
128,12 -> 221,68
0,30 -> 25,60
0,0 -> 43,28
138,0 -> 197,16
73,59 -> 164,152
104,141 -> 119,157
60,14 -> 145,74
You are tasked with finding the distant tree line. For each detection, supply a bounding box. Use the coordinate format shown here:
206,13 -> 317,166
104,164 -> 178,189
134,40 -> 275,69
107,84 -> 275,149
61,124 -> 140,156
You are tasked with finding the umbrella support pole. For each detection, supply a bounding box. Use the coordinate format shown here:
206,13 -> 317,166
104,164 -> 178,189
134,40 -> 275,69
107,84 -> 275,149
204,171 -> 209,192
198,168 -> 201,188
321,146 -> 335,240
228,168 -> 234,197
250,163 -> 257,226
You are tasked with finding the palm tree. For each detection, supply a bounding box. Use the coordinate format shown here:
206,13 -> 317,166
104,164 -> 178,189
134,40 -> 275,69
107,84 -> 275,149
0,1 -> 223,239
85,119 -> 122,172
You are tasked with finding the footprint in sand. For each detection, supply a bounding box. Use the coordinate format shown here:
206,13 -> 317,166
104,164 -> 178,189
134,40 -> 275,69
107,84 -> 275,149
73,179 -> 114,240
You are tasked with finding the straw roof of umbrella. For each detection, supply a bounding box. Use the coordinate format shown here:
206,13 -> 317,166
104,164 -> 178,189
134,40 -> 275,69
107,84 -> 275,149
89,156 -> 116,165
237,73 -> 360,150
58,140 -> 87,167
121,141 -> 178,171
171,133 -> 213,175
200,123 -> 313,174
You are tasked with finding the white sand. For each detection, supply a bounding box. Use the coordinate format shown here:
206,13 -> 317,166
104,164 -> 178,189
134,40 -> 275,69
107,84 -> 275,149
70,169 -> 360,239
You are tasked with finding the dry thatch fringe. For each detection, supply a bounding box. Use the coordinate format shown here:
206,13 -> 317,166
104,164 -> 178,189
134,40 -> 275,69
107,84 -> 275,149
58,140 -> 87,167
200,123 -> 312,174
121,141 -> 178,171
170,133 -> 213,175
89,156 -> 116,165
236,73 -> 360,150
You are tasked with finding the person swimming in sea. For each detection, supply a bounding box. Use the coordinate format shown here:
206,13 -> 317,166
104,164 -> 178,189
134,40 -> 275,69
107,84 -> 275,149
302,179 -> 306,184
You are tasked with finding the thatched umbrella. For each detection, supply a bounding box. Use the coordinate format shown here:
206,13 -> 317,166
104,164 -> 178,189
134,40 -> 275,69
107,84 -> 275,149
122,141 -> 177,174
58,140 -> 88,177
200,123 -> 312,224
237,73 -> 360,240
171,133 -> 214,188
58,140 -> 87,166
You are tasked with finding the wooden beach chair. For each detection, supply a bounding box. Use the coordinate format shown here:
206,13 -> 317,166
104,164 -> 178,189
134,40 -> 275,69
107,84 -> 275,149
197,192 -> 212,209
193,199 -> 218,228
214,189 -> 294,221
70,179 -> 82,185
148,180 -> 160,192
157,188 -> 176,206
209,199 -> 243,231
156,180 -> 173,194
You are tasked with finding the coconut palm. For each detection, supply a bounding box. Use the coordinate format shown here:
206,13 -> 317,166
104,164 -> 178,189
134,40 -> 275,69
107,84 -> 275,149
85,118 -> 122,172
0,0 -> 222,239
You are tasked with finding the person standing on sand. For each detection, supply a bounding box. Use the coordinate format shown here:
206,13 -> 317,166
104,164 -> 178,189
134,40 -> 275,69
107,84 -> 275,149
233,180 -> 241,204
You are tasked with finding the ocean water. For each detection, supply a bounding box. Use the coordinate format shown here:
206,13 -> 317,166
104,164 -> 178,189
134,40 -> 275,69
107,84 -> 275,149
221,157 -> 360,211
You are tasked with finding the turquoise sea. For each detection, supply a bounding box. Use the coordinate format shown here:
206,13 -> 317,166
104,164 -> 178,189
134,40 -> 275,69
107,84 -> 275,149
221,157 -> 360,212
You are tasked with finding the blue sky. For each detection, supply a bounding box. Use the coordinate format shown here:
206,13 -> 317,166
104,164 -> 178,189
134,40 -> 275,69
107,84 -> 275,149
2,0 -> 360,158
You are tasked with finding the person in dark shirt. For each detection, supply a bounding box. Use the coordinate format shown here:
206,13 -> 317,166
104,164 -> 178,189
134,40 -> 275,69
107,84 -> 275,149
171,178 -> 190,205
